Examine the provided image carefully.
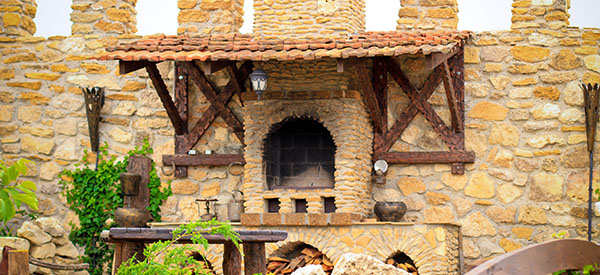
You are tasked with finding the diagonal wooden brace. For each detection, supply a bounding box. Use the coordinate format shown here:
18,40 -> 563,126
146,63 -> 186,135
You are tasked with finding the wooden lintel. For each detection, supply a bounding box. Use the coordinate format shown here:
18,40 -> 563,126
119,60 -> 159,75
145,63 -> 186,135
425,45 -> 460,70
376,151 -> 475,165
199,61 -> 232,75
163,154 -> 245,166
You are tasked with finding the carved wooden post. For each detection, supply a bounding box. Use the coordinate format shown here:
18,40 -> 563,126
243,243 -> 266,275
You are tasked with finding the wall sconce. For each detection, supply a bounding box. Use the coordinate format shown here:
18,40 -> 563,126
82,87 -> 104,153
373,159 -> 388,184
249,68 -> 268,100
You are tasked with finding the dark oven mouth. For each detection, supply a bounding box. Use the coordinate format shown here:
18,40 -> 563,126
263,117 -> 336,190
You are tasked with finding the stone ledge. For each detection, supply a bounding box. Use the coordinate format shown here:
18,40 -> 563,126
241,90 -> 361,101
240,213 -> 363,226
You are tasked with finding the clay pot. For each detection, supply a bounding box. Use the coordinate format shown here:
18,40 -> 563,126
120,173 -> 141,196
374,201 -> 407,222
114,208 -> 150,227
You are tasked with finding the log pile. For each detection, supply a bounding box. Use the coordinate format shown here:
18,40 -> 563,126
386,258 -> 419,275
267,247 -> 334,274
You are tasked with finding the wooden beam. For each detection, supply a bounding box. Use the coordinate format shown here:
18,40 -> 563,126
442,60 -> 463,132
198,61 -> 232,75
119,60 -> 159,75
163,154 -> 245,166
188,62 -> 244,140
385,58 -> 461,149
351,60 -> 385,133
336,58 -> 361,73
373,57 -> 388,131
374,62 -> 444,153
184,62 -> 252,151
425,45 -> 460,70
146,63 -> 186,135
449,48 -> 466,174
376,151 -> 475,164
174,61 -> 190,177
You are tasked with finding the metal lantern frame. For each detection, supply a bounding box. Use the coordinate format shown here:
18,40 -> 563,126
249,68 -> 268,99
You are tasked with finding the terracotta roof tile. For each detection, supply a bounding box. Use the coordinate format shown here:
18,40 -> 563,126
96,31 -> 471,62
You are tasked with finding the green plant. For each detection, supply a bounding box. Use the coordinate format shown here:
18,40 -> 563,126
59,139 -> 172,275
553,263 -> 598,275
117,219 -> 241,275
0,159 -> 38,236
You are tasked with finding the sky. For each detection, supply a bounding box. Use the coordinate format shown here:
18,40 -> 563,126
34,0 -> 599,37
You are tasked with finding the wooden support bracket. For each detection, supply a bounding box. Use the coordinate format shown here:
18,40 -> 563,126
119,60 -> 160,75
146,63 -> 186,135
198,61 -> 232,75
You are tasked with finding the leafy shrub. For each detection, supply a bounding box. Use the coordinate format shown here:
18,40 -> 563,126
117,219 -> 241,275
59,140 -> 172,275
0,159 -> 38,236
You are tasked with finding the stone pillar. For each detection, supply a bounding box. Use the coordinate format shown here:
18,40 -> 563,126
0,0 -> 37,37
177,0 -> 244,35
396,0 -> 458,31
252,0 -> 366,40
70,0 -> 137,35
511,0 -> 569,31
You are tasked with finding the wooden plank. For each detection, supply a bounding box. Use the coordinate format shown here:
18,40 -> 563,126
7,250 -> 28,275
449,48 -> 466,174
351,60 -> 385,133
163,154 -> 245,166
442,60 -> 462,132
243,243 -> 266,275
188,62 -> 244,140
386,57 -> 461,150
111,242 -> 145,275
146,63 -> 186,135
466,239 -> 600,275
174,62 -> 190,177
107,228 -> 287,244
425,45 -> 460,70
28,257 -> 89,270
199,61 -> 232,75
223,242 -> 241,275
119,60 -> 159,75
376,151 -> 475,164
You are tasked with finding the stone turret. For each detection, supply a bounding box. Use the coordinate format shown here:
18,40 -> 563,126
396,0 -> 458,31
253,0 -> 366,39
0,0 -> 37,37
511,0 -> 570,31
177,0 -> 244,35
70,0 -> 138,35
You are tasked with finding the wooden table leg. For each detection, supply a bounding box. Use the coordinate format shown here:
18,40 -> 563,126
243,242 -> 266,275
112,242 -> 145,275
8,250 -> 28,275
223,242 -> 241,275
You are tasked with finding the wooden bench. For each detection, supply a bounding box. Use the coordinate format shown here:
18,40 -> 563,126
102,228 -> 287,275
466,239 -> 600,275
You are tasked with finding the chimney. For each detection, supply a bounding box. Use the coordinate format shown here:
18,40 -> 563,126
253,0 -> 366,39
511,0 -> 570,31
177,0 -> 244,35
0,0 -> 37,37
396,0 -> 458,31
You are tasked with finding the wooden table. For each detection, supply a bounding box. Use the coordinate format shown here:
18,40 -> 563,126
102,228 -> 287,275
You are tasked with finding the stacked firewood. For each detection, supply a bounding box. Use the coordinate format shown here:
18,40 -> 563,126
386,258 -> 418,275
267,247 -> 334,274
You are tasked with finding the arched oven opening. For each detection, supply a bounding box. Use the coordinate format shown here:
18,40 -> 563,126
385,251 -> 419,274
267,242 -> 334,274
263,117 -> 336,190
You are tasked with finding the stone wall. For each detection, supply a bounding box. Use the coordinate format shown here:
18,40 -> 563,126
253,0 -> 366,39
70,0 -> 138,35
396,0 -> 458,31
0,0 -> 36,37
177,0 -> 244,35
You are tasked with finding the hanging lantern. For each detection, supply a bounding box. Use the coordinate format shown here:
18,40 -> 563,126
249,68 -> 268,100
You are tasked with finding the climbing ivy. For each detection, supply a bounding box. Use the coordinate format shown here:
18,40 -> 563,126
59,139 -> 172,275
